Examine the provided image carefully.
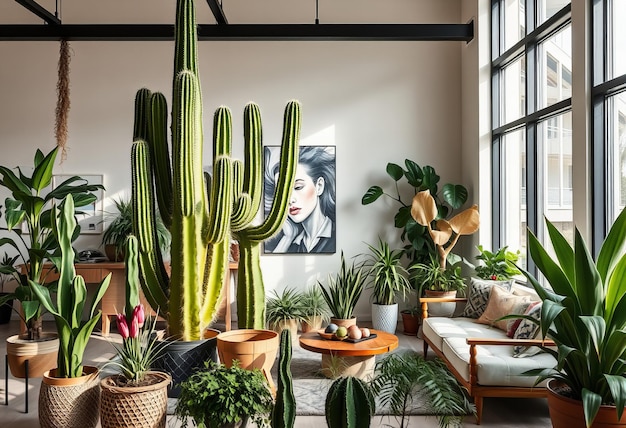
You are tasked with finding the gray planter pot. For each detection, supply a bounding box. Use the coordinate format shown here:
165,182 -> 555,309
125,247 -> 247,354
371,303 -> 398,334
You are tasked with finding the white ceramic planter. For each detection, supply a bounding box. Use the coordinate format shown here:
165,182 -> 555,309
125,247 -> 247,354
371,303 -> 398,334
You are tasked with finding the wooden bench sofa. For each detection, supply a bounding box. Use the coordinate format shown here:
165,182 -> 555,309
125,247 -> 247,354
420,295 -> 556,424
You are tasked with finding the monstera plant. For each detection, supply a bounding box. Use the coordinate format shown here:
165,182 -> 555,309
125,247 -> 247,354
131,0 -> 300,339
362,160 -> 468,265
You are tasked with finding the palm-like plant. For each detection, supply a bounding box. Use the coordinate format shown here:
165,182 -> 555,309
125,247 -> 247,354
318,252 -> 366,320
300,286 -> 330,325
362,238 -> 412,305
520,207 -> 626,427
266,287 -> 306,326
370,351 -> 475,428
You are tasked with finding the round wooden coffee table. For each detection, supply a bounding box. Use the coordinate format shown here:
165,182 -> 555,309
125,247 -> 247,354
299,330 -> 398,379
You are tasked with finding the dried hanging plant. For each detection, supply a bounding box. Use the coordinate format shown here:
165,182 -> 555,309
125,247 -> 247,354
55,38 -> 71,161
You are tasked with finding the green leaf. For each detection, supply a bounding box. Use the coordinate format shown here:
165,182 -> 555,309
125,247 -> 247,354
528,228 -> 575,298
386,163 -> 404,181
441,184 -> 468,210
404,159 -> 423,188
361,186 -> 383,205
31,147 -> 58,192
605,375 -> 626,420
581,388 -> 602,428
394,206 -> 412,228
573,228 -> 603,315
421,166 -> 440,192
21,300 -> 40,322
597,204 -> 626,283
0,166 -> 31,195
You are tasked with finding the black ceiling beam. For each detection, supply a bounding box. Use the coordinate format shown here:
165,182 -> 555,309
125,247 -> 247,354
15,0 -> 61,25
0,23 -> 473,42
206,0 -> 228,25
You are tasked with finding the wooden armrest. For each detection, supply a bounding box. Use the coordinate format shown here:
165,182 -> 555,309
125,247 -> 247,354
466,337 -> 556,347
420,298 -> 467,319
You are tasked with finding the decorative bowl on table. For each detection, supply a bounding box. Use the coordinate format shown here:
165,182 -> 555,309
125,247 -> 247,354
317,330 -> 347,341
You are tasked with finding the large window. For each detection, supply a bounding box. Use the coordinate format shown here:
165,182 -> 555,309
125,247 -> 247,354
593,0 -> 626,248
492,1 -> 572,270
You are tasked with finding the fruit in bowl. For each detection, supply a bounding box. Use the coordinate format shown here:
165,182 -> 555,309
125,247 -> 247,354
347,325 -> 362,340
335,326 -> 348,340
325,323 -> 339,334
360,327 -> 371,338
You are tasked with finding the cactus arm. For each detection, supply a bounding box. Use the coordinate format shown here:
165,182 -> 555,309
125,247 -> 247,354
148,92 -> 173,228
133,88 -> 151,141
200,239 -> 229,329
240,103 -> 263,223
325,377 -> 374,428
236,238 -> 265,329
174,0 -> 198,81
272,329 -> 296,428
131,140 -> 169,313
206,156 -> 232,244
245,101 -> 300,241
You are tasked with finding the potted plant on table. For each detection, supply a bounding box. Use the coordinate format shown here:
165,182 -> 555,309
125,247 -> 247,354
517,208 -> 626,428
175,360 -> 274,428
266,286 -> 305,340
101,197 -> 170,262
0,147 -> 103,378
471,245 -> 521,281
362,238 -> 412,334
410,189 -> 479,317
318,252 -> 367,328
300,285 -> 330,333
31,195 -> 111,428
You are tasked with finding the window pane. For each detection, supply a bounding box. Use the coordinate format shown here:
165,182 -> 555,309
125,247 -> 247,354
502,56 -> 526,124
612,0 -> 626,78
608,91 -> 626,223
539,111 -> 573,244
503,0 -> 525,51
538,25 -> 572,109
537,0 -> 570,25
502,129 -> 527,269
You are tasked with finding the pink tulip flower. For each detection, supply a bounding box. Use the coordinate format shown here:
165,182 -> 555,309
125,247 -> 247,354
133,304 -> 145,327
129,315 -> 139,339
116,313 -> 129,339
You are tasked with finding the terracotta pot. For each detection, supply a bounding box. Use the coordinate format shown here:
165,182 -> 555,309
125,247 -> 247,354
400,311 -> 420,336
39,366 -> 101,428
104,244 -> 124,262
217,329 -> 279,391
151,328 -> 220,398
301,315 -> 323,333
100,371 -> 171,428
330,317 -> 357,329
547,379 -> 626,428
6,333 -> 59,378
423,290 -> 457,317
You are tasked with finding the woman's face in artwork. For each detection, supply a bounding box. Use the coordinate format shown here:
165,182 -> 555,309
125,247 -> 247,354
286,163 -> 324,223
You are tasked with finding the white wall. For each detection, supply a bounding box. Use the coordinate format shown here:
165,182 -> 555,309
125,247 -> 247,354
0,1 -> 466,321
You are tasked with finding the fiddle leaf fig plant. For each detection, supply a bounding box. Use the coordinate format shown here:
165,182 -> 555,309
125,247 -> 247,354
362,160 -> 468,264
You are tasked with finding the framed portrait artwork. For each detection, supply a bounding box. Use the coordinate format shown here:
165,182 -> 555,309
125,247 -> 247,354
52,174 -> 104,234
263,145 -> 336,254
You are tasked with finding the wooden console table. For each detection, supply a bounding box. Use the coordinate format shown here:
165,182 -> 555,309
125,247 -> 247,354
20,261 -> 237,335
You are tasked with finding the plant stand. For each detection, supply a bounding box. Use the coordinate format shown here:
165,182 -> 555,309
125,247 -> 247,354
4,354 -> 30,413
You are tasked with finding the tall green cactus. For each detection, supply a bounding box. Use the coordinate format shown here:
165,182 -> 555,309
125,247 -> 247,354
325,376 -> 375,428
30,195 -> 111,378
272,329 -> 296,428
130,0 -> 300,339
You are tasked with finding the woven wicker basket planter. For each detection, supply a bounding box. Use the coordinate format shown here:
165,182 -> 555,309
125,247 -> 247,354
39,366 -> 100,428
100,371 -> 171,428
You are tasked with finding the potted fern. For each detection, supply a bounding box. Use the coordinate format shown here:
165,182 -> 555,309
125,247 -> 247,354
300,286 -> 330,333
318,252 -> 367,328
266,287 -> 305,340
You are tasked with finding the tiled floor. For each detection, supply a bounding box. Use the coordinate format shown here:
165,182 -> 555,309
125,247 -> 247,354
0,320 -> 552,427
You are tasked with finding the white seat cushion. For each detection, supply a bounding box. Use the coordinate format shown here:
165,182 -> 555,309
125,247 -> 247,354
423,317 -> 556,387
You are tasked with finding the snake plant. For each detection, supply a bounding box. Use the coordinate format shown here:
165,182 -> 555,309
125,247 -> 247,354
521,207 -> 626,427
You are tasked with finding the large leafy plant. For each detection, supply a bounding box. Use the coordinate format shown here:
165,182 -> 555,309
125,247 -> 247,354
471,245 -> 520,280
362,160 -> 468,264
520,207 -> 626,427
0,147 -> 103,339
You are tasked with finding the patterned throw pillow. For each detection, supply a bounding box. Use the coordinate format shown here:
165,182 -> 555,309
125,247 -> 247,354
476,286 -> 531,331
461,278 -> 514,319
507,300 -> 541,337
513,302 -> 543,357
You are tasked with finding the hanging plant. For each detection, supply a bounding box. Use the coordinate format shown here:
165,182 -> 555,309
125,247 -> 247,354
55,38 -> 71,161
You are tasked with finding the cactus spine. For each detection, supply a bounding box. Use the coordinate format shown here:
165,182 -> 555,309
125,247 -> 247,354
272,329 -> 296,428
325,376 -> 375,428
130,0 -> 300,339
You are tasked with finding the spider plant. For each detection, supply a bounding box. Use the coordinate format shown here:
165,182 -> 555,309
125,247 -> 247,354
370,351 -> 475,428
318,252 -> 366,320
362,238 -> 412,305
266,287 -> 306,326
300,286 -> 330,326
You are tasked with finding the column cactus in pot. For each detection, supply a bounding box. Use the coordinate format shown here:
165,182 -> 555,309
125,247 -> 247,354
130,0 -> 300,338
